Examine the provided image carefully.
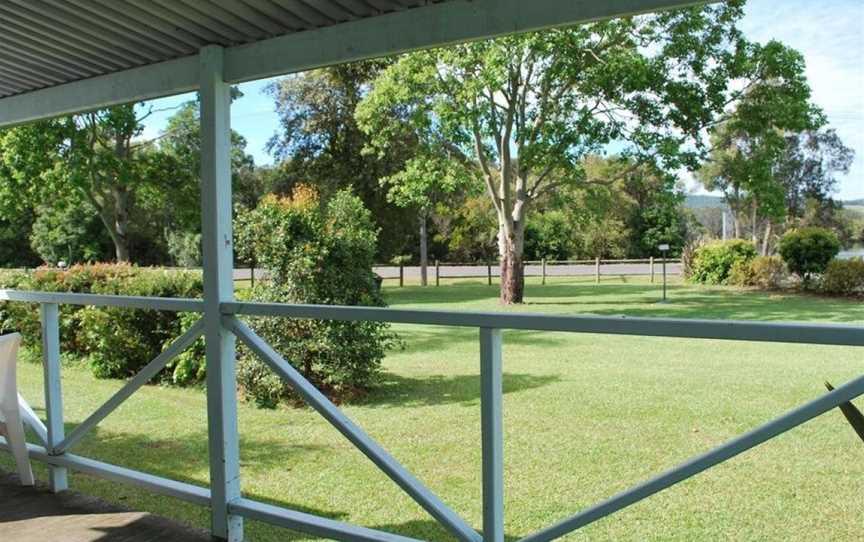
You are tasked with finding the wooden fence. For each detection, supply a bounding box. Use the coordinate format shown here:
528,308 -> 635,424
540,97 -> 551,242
376,257 -> 683,287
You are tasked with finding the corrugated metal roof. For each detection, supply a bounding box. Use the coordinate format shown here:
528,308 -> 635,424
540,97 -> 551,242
0,0 -> 451,99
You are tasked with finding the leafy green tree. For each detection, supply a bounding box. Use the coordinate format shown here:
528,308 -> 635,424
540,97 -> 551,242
0,106 -> 149,261
435,195 -> 499,262
779,130 -> 854,221
29,197 -> 112,265
359,2 -> 758,303
154,97 -> 259,227
0,210 -> 40,268
524,211 -> 577,261
698,41 -> 825,254
380,156 -> 474,284
266,62 -> 421,261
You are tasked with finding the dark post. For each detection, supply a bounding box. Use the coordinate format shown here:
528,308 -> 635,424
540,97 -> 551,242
658,243 -> 670,303
435,260 -> 440,287
399,264 -> 404,288
487,261 -> 492,286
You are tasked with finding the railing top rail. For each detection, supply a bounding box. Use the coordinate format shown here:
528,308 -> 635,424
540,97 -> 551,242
223,301 -> 864,347
0,289 -> 204,312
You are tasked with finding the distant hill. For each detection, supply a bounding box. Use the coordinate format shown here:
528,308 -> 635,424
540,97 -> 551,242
844,198 -> 864,207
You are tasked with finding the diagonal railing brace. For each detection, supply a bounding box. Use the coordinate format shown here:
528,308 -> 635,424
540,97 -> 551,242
54,319 -> 205,454
228,316 -> 482,542
520,373 -> 864,542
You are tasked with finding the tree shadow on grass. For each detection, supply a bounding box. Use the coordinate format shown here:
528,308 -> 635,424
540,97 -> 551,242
364,371 -> 559,409
583,293 -> 864,323
394,326 -> 573,355
242,510 -> 522,542
42,424 -> 329,487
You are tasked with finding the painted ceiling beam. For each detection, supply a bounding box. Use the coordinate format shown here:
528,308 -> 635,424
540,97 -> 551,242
0,0 -> 709,128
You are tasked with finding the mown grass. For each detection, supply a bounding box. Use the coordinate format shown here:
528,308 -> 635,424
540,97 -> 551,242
3,277 -> 863,541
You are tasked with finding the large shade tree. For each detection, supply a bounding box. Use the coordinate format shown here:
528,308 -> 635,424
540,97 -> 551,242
358,0 -> 766,304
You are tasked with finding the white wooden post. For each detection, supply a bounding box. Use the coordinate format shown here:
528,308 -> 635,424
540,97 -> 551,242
41,303 -> 67,492
650,256 -> 655,283
200,45 -> 243,542
480,328 -> 504,542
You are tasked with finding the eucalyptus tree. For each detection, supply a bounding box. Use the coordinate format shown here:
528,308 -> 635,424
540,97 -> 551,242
358,1 -> 760,304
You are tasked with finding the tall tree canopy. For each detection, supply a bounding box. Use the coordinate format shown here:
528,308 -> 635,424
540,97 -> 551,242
358,0 -> 770,303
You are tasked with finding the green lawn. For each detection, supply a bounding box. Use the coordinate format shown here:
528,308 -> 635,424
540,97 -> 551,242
3,278 -> 863,541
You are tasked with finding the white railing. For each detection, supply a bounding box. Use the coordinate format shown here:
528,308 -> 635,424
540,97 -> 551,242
0,288 -> 862,542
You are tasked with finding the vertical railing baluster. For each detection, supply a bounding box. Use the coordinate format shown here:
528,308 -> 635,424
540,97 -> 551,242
480,328 -> 504,542
40,302 -> 68,492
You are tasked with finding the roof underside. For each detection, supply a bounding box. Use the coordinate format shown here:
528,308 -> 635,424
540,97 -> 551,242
0,0 -> 451,99
0,0 -> 710,127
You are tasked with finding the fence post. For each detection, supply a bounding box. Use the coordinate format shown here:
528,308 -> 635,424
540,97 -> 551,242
435,260 -> 440,287
542,258 -> 547,285
487,261 -> 492,286
399,264 -> 404,288
480,328 -> 504,542
200,45 -> 243,542
41,303 -> 68,493
595,257 -> 601,284
650,256 -> 655,284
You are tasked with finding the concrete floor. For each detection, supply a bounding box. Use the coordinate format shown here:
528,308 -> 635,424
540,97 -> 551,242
0,471 -> 210,542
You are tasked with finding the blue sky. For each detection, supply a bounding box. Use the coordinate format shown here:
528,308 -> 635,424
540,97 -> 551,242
141,0 -> 864,200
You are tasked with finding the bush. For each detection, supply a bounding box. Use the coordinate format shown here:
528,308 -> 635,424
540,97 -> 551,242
729,256 -> 787,289
0,263 -> 203,382
688,239 -> 757,285
235,188 -> 399,407
778,227 -> 841,286
821,258 -> 864,297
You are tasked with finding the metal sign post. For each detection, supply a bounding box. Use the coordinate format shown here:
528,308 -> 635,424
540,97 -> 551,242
658,244 -> 670,303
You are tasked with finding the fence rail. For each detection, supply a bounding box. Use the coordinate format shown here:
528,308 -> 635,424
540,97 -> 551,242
0,287 -> 861,542
372,257 -> 683,287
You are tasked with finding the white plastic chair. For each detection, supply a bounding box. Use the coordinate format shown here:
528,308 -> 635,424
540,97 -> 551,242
0,333 -> 48,486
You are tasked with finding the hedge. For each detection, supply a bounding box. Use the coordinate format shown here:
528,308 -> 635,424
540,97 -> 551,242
0,264 -> 204,384
821,258 -> 864,297
688,239 -> 757,285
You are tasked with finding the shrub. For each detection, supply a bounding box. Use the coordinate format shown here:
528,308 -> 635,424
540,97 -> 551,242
0,264 -> 203,382
778,227 -> 841,286
821,258 -> 864,297
729,256 -> 787,289
235,188 -> 399,406
688,239 -> 757,285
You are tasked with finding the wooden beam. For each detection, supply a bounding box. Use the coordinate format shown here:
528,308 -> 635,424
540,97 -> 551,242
224,0 -> 710,82
0,0 -> 708,127
0,55 -> 198,127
